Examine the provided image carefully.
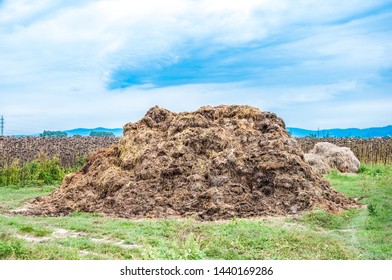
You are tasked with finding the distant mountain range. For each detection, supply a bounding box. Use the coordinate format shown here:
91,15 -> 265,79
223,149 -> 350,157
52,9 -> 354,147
66,125 -> 392,138
12,125 -> 392,138
287,125 -> 392,138
65,127 -> 123,137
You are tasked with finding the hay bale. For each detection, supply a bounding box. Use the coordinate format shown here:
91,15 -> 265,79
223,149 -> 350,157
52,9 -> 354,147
305,142 -> 360,174
26,105 -> 356,220
304,153 -> 331,174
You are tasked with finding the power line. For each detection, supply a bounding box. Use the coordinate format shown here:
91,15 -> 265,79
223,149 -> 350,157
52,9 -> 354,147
1,115 -> 3,136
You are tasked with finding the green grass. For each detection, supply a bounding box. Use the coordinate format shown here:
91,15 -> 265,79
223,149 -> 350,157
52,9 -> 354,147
323,164 -> 392,259
0,214 -> 356,260
0,164 -> 391,260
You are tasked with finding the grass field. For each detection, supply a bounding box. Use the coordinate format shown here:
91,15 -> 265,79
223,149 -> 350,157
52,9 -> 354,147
0,164 -> 391,260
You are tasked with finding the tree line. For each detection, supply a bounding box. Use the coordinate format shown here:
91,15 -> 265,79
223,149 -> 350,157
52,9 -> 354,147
39,130 -> 115,137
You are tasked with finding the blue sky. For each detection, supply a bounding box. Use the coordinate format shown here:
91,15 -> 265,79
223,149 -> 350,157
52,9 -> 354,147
0,0 -> 391,135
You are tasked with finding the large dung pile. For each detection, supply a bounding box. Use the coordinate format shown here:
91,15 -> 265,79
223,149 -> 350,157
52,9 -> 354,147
28,105 -> 356,220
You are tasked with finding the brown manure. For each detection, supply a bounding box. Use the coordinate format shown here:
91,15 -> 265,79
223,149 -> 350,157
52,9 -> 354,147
26,105 -> 357,220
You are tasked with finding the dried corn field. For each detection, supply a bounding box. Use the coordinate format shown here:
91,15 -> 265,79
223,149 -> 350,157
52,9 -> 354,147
297,138 -> 392,164
1,136 -> 391,168
0,136 -> 118,168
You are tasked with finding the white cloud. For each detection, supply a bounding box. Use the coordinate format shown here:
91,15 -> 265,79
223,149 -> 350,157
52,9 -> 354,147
0,0 -> 391,134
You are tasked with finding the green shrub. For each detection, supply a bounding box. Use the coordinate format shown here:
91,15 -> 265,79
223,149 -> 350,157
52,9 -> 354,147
0,156 -> 83,188
368,204 -> 377,216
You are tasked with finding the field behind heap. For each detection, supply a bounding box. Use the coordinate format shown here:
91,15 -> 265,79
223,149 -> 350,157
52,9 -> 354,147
1,137 -> 392,168
0,136 -> 117,168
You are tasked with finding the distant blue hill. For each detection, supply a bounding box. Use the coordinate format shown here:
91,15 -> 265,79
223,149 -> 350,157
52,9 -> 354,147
66,125 -> 392,138
65,127 -> 123,137
287,125 -> 392,138
12,125 -> 392,138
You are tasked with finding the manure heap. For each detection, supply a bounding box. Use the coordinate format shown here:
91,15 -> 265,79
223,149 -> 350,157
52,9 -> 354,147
28,105 -> 356,220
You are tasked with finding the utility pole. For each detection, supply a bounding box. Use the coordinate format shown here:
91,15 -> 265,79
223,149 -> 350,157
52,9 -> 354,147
0,115 -> 4,136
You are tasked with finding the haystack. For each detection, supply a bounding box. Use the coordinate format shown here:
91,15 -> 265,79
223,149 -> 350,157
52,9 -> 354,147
305,142 -> 360,174
304,153 -> 331,175
27,105 -> 356,220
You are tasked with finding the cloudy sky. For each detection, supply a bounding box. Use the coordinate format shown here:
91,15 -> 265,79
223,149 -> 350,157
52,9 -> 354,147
0,0 -> 391,135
